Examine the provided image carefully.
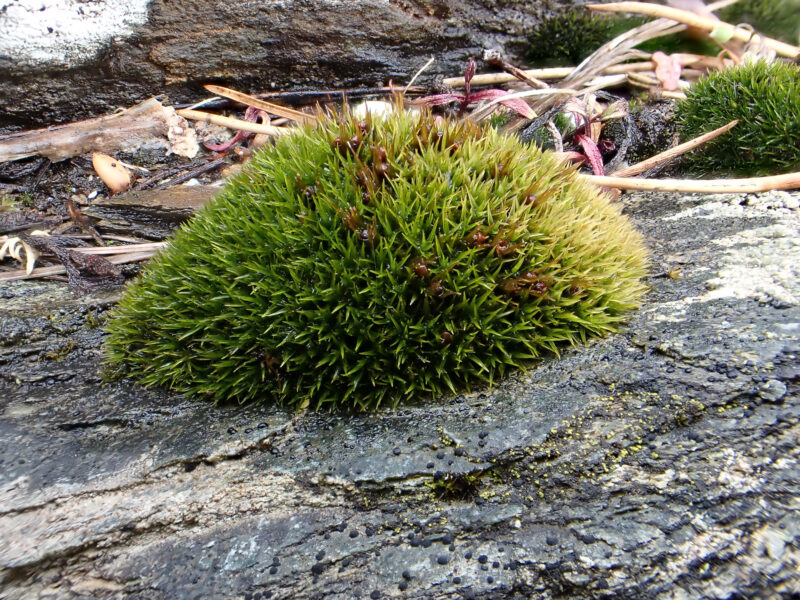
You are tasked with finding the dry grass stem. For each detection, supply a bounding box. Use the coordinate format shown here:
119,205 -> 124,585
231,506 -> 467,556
527,18 -> 686,116
204,85 -> 316,124
708,0 -> 741,10
404,56 -> 436,92
583,171 -> 800,193
444,55 -> 716,89
176,109 -> 292,136
588,2 -> 800,58
444,68 -> 574,88
626,75 -> 688,98
610,120 -> 738,177
73,242 -> 167,255
546,120 -> 564,153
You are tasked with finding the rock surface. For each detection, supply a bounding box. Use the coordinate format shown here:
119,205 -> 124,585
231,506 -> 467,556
1,189 -> 799,599
0,0 -> 578,129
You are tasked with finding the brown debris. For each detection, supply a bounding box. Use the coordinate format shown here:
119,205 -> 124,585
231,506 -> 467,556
0,99 -> 199,164
19,233 -> 123,293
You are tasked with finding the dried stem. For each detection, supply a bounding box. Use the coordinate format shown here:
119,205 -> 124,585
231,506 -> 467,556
546,121 -> 564,153
75,242 -> 167,255
610,120 -> 739,177
582,171 -> 800,193
626,78 -> 688,98
204,85 -> 316,124
484,51 -> 549,89
587,2 -> 800,58
177,109 -> 291,136
443,55 -> 716,89
405,56 -> 436,92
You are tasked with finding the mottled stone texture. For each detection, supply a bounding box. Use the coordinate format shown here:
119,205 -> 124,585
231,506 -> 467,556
1,189 -> 799,599
0,0 -> 580,129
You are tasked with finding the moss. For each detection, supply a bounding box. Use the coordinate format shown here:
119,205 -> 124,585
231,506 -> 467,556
527,2 -> 798,68
1,193 -> 33,212
427,471 -> 484,500
104,108 -> 648,410
675,60 -> 800,175
487,111 -> 512,130
718,0 -> 800,45
527,12 -> 644,66
526,12 -> 716,66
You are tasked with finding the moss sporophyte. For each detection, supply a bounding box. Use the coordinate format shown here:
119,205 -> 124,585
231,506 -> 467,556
104,108 -> 648,410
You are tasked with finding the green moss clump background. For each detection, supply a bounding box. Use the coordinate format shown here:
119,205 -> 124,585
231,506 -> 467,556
527,12 -> 647,66
526,1 -> 799,66
104,109 -> 648,410
676,60 -> 800,175
526,12 -> 716,66
718,0 -> 800,45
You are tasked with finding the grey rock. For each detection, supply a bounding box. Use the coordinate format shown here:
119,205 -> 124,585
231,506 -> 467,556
760,379 -> 788,403
0,0 -> 579,128
1,190 -> 799,599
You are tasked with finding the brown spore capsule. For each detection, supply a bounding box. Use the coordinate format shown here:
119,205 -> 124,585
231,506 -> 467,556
412,258 -> 430,277
427,280 -> 444,297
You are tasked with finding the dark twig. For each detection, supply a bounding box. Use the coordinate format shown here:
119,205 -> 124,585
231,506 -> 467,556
158,156 -> 228,189
483,50 -> 549,89
134,157 -> 208,190
29,158 -> 51,195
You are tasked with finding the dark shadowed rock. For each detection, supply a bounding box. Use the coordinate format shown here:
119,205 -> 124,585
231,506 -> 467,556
0,0 -> 581,129
0,189 -> 799,598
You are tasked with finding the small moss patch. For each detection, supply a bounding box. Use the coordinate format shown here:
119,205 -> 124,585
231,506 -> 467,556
676,60 -> 800,175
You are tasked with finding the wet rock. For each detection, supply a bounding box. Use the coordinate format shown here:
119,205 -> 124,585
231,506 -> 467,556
83,185 -> 219,240
0,0 -> 580,129
0,189 -> 799,598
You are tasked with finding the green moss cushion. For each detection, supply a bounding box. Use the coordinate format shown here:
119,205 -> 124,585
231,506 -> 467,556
105,109 -> 648,410
676,60 -> 800,175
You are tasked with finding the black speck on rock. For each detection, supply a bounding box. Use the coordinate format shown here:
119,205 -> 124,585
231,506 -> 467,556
437,553 -> 449,565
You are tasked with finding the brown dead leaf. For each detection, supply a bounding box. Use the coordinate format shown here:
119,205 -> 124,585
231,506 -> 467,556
92,152 -> 132,196
652,52 -> 683,91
